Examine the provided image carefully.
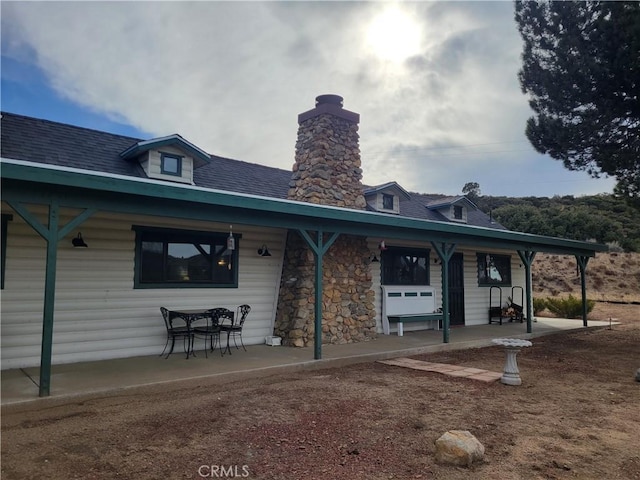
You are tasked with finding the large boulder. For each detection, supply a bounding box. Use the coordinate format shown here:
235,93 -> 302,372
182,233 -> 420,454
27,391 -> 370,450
434,430 -> 485,467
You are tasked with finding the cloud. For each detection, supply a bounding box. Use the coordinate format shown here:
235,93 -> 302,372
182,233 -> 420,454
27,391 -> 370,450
1,1 -> 615,197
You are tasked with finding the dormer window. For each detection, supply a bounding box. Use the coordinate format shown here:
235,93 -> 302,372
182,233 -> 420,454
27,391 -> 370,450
120,134 -> 211,185
363,182 -> 410,215
425,196 -> 477,223
383,193 -> 394,210
161,153 -> 182,176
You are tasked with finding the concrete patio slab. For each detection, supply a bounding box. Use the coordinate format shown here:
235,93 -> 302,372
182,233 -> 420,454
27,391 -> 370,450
1,318 -> 613,406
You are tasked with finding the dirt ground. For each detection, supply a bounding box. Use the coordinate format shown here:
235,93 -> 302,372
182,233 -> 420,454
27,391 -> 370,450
2,303 -> 638,480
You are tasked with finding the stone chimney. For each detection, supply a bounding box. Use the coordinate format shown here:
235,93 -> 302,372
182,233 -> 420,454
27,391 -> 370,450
274,95 -> 376,347
288,94 -> 367,209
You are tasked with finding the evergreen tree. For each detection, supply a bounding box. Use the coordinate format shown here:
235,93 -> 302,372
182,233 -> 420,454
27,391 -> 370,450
515,1 -> 640,202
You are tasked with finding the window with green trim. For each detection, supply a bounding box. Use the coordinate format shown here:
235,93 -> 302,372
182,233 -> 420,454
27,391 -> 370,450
133,226 -> 239,288
381,247 -> 430,285
160,153 -> 182,176
1,214 -> 12,289
477,253 -> 511,286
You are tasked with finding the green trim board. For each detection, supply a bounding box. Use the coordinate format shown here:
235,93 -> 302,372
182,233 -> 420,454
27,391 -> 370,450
1,160 -> 608,257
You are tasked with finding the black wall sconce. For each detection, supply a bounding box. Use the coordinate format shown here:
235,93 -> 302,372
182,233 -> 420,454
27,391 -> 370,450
370,253 -> 379,263
72,232 -> 88,248
257,244 -> 272,257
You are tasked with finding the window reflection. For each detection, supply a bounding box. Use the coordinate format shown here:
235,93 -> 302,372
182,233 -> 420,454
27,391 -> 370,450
382,248 -> 430,285
136,228 -> 238,287
477,253 -> 511,286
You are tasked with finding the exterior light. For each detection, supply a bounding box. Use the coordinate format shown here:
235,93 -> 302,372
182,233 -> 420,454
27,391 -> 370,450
72,233 -> 88,248
257,245 -> 271,257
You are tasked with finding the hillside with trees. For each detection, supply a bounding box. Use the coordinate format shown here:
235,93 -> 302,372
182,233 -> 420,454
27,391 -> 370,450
473,194 -> 640,252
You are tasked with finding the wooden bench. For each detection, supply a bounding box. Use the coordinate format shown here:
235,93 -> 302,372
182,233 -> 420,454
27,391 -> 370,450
381,286 -> 442,336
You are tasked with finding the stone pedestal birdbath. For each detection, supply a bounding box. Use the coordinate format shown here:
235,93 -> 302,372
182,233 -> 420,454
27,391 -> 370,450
492,338 -> 533,385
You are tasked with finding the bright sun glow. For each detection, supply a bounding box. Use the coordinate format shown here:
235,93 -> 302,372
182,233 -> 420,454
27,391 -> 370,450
366,7 -> 422,63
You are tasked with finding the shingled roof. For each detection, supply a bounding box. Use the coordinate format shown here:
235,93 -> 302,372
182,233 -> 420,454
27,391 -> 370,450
1,112 -> 505,229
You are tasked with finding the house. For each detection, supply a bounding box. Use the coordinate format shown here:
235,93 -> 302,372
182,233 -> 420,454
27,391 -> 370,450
0,95 -> 606,396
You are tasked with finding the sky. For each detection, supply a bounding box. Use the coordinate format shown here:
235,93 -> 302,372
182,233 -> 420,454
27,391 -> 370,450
1,1 -> 617,198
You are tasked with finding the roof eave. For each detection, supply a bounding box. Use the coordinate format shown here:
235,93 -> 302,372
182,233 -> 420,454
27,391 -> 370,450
0,158 -> 607,257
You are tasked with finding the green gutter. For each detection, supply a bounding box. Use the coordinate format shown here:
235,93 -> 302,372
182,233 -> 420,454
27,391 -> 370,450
1,160 -> 607,257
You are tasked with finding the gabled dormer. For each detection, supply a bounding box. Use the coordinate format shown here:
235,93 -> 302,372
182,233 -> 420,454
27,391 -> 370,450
363,182 -> 411,214
425,196 -> 478,223
120,134 -> 210,185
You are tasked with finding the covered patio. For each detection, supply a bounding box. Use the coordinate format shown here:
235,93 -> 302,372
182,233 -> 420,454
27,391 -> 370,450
1,317 -> 612,406
1,160 -> 607,399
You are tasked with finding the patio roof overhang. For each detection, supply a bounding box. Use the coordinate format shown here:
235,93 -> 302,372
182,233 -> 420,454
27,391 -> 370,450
1,159 -> 607,257
1,158 -> 606,397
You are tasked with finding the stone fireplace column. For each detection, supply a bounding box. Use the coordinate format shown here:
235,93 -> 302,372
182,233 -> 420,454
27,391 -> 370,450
274,95 -> 376,347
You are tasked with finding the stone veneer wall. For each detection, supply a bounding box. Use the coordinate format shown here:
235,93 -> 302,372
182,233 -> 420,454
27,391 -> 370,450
274,95 -> 376,346
274,232 -> 377,346
287,110 -> 367,209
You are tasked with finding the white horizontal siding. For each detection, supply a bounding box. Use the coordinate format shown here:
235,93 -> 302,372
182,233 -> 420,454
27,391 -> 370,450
1,205 -> 286,369
368,238 -> 383,331
461,247 -> 526,326
371,241 -> 528,333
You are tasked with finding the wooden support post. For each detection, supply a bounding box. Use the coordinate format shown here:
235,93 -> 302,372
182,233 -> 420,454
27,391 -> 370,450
431,242 -> 456,344
517,250 -> 536,334
297,229 -> 340,360
576,255 -> 590,327
7,200 -> 96,397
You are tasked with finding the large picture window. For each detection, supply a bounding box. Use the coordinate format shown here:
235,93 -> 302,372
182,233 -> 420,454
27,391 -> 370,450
381,247 -> 430,285
133,226 -> 239,288
477,253 -> 511,286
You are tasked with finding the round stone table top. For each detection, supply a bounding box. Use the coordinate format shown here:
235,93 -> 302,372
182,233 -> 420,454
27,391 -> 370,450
492,338 -> 533,348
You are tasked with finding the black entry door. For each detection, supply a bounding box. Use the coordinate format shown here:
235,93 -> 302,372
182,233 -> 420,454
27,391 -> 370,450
448,253 -> 465,326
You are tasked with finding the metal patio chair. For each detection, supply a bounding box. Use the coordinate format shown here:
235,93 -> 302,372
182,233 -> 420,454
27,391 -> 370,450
220,304 -> 251,355
159,307 -> 192,359
203,308 -> 235,356
192,309 -> 224,358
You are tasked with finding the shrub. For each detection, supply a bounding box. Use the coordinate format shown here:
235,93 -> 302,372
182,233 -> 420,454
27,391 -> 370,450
606,241 -> 624,253
533,297 -> 547,315
544,295 -> 595,318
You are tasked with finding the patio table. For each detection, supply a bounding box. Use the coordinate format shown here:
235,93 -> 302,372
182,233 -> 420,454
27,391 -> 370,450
168,309 -> 211,358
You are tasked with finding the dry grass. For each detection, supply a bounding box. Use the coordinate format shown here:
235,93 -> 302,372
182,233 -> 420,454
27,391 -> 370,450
532,252 -> 640,303
2,309 -> 638,480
